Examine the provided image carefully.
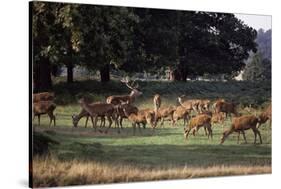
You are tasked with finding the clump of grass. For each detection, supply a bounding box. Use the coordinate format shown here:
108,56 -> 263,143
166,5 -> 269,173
32,155 -> 271,187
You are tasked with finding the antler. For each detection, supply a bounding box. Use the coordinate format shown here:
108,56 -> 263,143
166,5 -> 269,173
121,77 -> 139,90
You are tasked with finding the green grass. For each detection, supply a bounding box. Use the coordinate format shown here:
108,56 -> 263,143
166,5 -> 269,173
32,79 -> 272,186
34,115 -> 271,169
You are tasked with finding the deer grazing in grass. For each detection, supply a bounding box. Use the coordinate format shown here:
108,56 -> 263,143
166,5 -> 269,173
106,77 -> 142,127
257,103 -> 272,128
220,115 -> 262,144
184,114 -> 212,140
115,103 -> 139,129
33,92 -> 55,102
72,101 -> 105,128
122,107 -> 156,135
78,97 -> 119,133
33,101 -> 56,127
106,77 -> 142,105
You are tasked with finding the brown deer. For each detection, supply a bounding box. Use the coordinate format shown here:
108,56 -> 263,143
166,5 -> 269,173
156,106 -> 176,127
72,101 -> 105,128
106,77 -> 142,105
178,95 -> 210,113
257,103 -> 272,128
184,114 -> 212,140
220,115 -> 262,144
214,100 -> 239,117
212,98 -> 225,112
78,98 -> 119,133
122,107 -> 156,135
198,99 -> 211,112
153,94 -> 161,123
115,103 -> 139,129
33,101 -> 56,127
172,105 -> 190,127
211,112 -> 226,125
33,92 -> 55,102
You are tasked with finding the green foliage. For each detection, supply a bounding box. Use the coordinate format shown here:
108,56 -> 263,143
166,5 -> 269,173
51,78 -> 271,107
32,2 -> 259,90
256,29 -> 271,60
242,53 -> 271,81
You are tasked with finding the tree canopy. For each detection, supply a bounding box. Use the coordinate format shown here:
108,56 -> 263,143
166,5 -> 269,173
31,2 -> 258,91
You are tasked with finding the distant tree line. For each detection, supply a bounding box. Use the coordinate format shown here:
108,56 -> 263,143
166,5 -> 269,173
242,29 -> 271,81
31,2 -> 258,91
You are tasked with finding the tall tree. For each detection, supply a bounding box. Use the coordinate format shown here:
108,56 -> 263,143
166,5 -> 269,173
77,5 -> 137,82
256,29 -> 272,61
32,2 -> 82,90
242,53 -> 271,81
173,12 -> 257,81
32,2 -> 57,91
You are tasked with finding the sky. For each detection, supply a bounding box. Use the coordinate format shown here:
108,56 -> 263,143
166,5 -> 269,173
234,13 -> 272,31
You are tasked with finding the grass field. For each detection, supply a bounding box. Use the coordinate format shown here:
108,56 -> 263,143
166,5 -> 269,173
31,79 -> 272,187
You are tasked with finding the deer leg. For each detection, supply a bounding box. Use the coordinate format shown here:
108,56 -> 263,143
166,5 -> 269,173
193,127 -> 198,136
119,117 -> 123,129
114,115 -> 120,133
241,130 -> 247,144
92,116 -> 98,132
204,126 -> 208,136
237,132 -> 240,144
101,116 -> 106,127
105,116 -> 112,134
252,128 -> 257,144
48,112 -> 53,127
256,129 -> 262,144
207,124 -> 213,140
185,128 -> 191,140
99,116 -> 103,128
85,116 -> 89,128
160,118 -> 164,127
253,128 -> 262,144
137,123 -> 142,135
172,118 -> 175,127
53,114 -> 56,127
132,123 -> 136,135
89,116 -> 93,128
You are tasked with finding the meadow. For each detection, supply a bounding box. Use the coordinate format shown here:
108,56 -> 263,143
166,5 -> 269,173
32,78 -> 272,187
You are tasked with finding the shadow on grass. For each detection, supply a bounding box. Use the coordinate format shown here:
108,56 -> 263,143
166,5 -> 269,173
34,125 -> 182,138
52,142 -> 271,169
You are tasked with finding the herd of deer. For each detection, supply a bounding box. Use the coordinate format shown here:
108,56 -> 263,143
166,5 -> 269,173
33,78 -> 272,144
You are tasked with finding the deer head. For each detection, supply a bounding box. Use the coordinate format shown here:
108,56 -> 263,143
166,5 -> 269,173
72,114 -> 79,127
178,95 -> 186,104
121,77 -> 142,97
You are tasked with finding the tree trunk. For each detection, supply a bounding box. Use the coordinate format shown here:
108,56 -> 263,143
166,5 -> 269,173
168,67 -> 175,81
100,64 -> 110,82
33,56 -> 52,92
66,63 -> 74,83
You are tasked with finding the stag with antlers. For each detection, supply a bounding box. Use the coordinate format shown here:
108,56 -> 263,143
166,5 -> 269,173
106,77 -> 142,105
